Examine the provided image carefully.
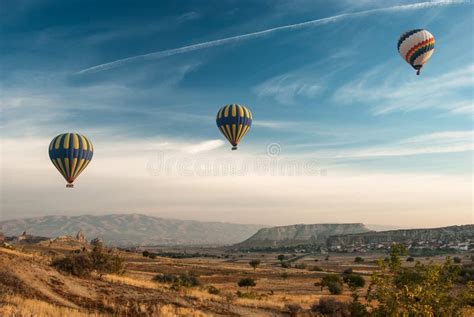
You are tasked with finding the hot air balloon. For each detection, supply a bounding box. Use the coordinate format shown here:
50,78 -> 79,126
398,29 -> 435,75
48,133 -> 93,188
216,104 -> 252,150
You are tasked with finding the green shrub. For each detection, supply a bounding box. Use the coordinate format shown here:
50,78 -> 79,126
153,272 -> 200,289
52,253 -> 93,277
458,263 -> 474,284
285,303 -> 303,315
343,274 -> 365,289
354,256 -> 364,263
153,273 -> 177,284
453,257 -> 462,264
249,259 -> 261,270
311,297 -> 350,315
177,272 -> 200,287
327,281 -> 343,295
52,246 -> 125,278
142,250 -> 149,257
311,266 -> 324,272
343,268 -> 353,275
149,254 -> 157,259
89,246 -> 125,277
319,274 -> 343,294
366,246 -> 468,316
406,256 -> 415,262
238,278 -> 256,289
207,285 -> 220,295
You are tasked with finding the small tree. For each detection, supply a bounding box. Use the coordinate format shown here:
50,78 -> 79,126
142,250 -> 150,257
320,274 -> 343,292
90,245 -> 125,278
343,274 -> 365,289
238,278 -> 256,290
453,257 -> 462,264
354,256 -> 364,263
327,281 -> 342,295
406,256 -> 415,262
365,245 -> 467,316
249,259 -> 261,270
277,254 -> 286,262
52,253 -> 93,277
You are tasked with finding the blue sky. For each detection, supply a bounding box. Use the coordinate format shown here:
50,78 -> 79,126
1,0 -> 472,226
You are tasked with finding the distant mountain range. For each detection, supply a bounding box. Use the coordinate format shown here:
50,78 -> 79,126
2,213 -> 466,250
233,223 -> 371,249
0,214 -> 266,246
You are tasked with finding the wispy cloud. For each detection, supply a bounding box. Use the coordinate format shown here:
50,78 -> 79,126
77,1 -> 470,75
180,140 -> 225,154
334,64 -> 474,115
448,102 -> 474,115
254,74 -> 323,105
322,130 -> 474,159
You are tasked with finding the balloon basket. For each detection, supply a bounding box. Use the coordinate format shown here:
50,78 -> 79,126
66,184 -> 74,188
231,146 -> 238,151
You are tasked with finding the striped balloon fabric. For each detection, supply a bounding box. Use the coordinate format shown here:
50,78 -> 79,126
48,133 -> 93,187
398,29 -> 435,75
216,104 -> 252,150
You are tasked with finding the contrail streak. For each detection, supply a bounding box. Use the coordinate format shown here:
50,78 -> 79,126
78,0 -> 468,75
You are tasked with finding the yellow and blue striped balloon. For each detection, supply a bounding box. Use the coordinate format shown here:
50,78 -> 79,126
48,133 -> 93,188
398,29 -> 435,75
216,104 -> 252,150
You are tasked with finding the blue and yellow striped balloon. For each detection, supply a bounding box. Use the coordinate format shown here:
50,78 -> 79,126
398,29 -> 435,75
48,133 -> 93,188
216,104 -> 252,150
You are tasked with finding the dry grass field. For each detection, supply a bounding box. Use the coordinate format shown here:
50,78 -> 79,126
1,244 -> 472,316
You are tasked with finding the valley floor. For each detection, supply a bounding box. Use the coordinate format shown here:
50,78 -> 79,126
0,245 -> 472,316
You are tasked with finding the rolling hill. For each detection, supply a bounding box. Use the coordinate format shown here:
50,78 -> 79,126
0,214 -> 265,247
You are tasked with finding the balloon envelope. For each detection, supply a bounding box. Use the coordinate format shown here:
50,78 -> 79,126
49,133 -> 93,187
216,104 -> 252,150
398,29 -> 435,75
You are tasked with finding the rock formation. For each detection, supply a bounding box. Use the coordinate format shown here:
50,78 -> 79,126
326,225 -> 474,249
75,230 -> 87,243
233,223 -> 371,249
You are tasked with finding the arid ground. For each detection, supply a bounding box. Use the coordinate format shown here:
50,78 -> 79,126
0,242 -> 471,316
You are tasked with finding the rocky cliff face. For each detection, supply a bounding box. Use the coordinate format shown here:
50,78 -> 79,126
233,223 -> 371,249
327,225 -> 474,248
